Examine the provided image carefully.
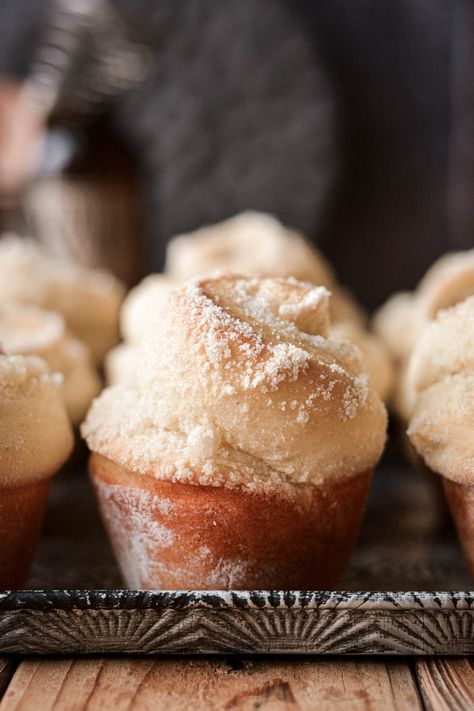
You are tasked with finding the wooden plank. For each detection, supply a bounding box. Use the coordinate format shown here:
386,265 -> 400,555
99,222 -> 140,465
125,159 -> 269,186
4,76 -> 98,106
415,658 -> 474,711
0,657 -> 423,711
0,660 -> 78,711
0,659 -> 155,711
0,659 -> 15,701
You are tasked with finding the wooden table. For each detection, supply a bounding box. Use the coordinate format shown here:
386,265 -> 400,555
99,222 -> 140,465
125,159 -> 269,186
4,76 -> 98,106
0,655 -> 473,709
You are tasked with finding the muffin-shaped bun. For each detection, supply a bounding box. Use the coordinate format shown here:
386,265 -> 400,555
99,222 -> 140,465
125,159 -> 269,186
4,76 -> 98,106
0,304 -> 100,425
374,251 -> 474,420
417,250 -> 474,319
408,297 -> 474,484
0,304 -> 64,352
120,274 -> 179,344
165,212 -> 365,326
104,342 -> 138,385
166,212 -> 334,285
374,251 -> 474,366
107,213 -> 369,386
372,292 -> 422,364
106,274 -> 178,384
0,355 -> 73,485
407,296 -> 474,395
409,375 -> 474,484
83,275 -> 386,492
0,235 -> 125,361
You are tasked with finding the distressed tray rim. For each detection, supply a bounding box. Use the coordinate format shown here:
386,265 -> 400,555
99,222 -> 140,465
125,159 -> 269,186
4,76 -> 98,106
1,589 -> 474,609
1,589 -> 474,656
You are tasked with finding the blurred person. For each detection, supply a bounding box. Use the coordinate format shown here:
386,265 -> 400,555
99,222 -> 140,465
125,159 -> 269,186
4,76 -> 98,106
0,0 -> 462,308
0,0 -> 148,200
0,0 -> 338,273
0,81 -> 45,205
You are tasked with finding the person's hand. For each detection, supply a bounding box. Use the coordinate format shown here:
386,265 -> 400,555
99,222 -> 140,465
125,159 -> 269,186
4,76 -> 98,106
0,79 -> 47,207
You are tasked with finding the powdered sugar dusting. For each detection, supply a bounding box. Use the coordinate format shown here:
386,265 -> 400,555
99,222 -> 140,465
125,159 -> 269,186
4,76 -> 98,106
343,374 -> 370,419
195,546 -> 251,588
96,478 -> 175,588
181,277 -> 340,395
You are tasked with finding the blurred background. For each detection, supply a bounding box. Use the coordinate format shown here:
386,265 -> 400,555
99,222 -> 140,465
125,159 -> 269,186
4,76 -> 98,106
0,0 -> 472,308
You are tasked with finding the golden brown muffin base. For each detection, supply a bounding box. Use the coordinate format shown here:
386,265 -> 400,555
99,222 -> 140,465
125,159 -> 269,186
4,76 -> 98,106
90,453 -> 372,590
443,478 -> 474,579
0,478 -> 51,588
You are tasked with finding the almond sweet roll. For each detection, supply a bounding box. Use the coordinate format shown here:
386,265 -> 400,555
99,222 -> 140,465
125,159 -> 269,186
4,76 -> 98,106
0,355 -> 73,587
82,275 -> 387,590
407,296 -> 474,578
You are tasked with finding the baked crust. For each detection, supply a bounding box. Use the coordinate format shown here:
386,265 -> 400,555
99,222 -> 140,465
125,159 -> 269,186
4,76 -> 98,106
90,453 -> 372,590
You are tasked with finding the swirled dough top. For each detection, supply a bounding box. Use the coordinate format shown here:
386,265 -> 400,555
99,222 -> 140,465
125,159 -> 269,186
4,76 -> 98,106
0,235 -> 125,361
0,355 -> 73,484
407,296 -> 474,484
114,270 -> 389,400
83,275 -> 387,494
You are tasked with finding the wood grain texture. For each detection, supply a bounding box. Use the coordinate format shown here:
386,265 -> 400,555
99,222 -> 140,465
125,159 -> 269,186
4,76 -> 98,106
0,657 -> 424,711
0,591 -> 473,655
415,658 -> 474,711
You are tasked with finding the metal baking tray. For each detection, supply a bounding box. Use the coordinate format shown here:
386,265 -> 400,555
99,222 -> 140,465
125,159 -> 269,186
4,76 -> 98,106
1,445 -> 473,655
